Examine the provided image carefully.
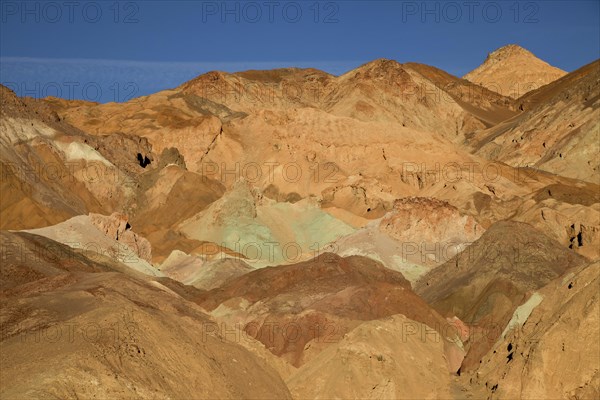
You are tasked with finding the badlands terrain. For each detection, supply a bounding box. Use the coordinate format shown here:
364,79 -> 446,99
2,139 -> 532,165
1,44 -> 599,399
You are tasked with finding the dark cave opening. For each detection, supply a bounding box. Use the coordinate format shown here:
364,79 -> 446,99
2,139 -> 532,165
137,153 -> 151,168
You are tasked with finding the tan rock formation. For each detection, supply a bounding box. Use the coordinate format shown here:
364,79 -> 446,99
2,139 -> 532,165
464,44 -> 567,98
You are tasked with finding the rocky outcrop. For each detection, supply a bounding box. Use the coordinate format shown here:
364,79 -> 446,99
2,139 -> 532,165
90,212 -> 152,262
381,197 -> 484,265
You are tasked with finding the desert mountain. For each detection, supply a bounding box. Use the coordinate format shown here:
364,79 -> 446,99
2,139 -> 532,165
1,85 -> 137,228
333,197 -> 485,283
46,58 -> 519,158
198,253 -> 465,370
468,59 -> 600,183
464,44 -> 567,98
470,260 -> 599,399
416,220 -> 587,370
0,231 -> 292,399
1,44 -> 599,399
286,314 -> 456,399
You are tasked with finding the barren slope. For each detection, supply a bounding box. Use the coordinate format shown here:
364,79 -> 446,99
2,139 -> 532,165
468,60 -> 600,183
198,253 -> 465,370
287,314 -> 455,400
469,261 -> 599,399
0,231 -> 292,399
416,221 -> 587,370
464,44 -> 567,98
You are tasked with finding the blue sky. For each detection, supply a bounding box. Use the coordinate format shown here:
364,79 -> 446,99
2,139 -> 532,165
1,1 -> 598,102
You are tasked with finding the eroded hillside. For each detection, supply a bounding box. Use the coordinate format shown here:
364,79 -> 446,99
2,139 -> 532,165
1,45 -> 598,399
